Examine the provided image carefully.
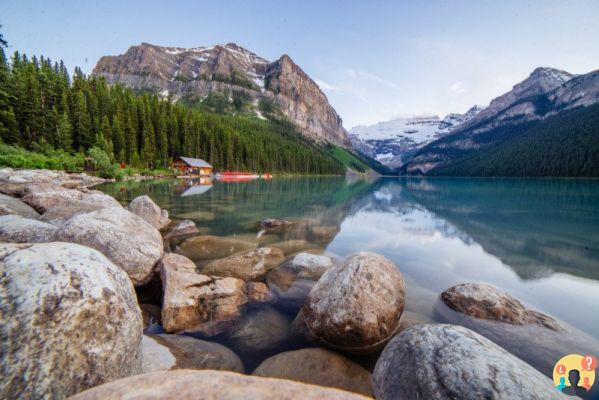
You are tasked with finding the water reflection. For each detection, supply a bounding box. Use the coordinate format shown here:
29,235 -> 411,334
99,177 -> 599,338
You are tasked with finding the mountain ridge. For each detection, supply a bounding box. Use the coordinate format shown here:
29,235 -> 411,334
92,42 -> 352,148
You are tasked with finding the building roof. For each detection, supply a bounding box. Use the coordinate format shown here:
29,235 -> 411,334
177,157 -> 213,168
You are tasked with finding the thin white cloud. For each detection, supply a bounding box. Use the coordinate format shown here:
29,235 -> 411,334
449,81 -> 466,94
344,68 -> 401,91
314,78 -> 338,91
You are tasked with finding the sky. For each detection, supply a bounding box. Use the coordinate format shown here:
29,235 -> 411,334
2,0 -> 599,128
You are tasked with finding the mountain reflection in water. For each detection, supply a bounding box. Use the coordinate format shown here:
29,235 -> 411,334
99,176 -> 599,338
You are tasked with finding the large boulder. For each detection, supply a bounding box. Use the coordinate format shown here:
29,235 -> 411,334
201,247 -> 285,281
40,200 -> 104,226
142,334 -> 243,373
20,183 -> 120,214
253,348 -> 372,396
0,193 -> 40,219
0,215 -> 57,243
267,252 -> 334,312
159,253 -> 249,333
0,242 -> 142,399
164,219 -> 198,240
69,370 -> 370,400
177,235 -> 256,261
372,324 -> 567,400
54,206 -> 164,286
437,283 -> 599,378
128,195 -> 170,230
303,252 -> 405,354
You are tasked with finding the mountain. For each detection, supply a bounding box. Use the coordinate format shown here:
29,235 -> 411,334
92,42 -> 352,148
401,67 -> 599,176
349,106 -> 484,169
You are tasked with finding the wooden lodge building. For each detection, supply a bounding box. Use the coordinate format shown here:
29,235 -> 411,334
173,157 -> 213,176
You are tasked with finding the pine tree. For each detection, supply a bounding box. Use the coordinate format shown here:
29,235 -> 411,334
56,111 -> 72,150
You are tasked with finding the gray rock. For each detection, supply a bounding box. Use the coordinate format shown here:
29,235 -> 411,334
201,247 -> 285,281
0,242 -> 142,399
441,283 -> 560,329
0,193 -> 40,219
227,306 -> 291,357
54,206 -> 164,286
164,219 -> 199,240
437,283 -> 599,378
20,182 -> 120,214
129,195 -> 170,230
142,334 -> 243,373
303,252 -> 405,354
40,200 -> 103,225
159,253 -> 249,333
372,324 -> 567,400
69,370 -> 369,400
253,347 -> 372,396
267,252 -> 334,312
0,215 -> 57,243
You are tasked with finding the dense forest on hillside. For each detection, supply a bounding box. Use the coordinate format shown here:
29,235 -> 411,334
426,103 -> 599,177
0,42 -> 356,175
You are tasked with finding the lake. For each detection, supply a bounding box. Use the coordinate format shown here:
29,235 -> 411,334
99,176 -> 599,370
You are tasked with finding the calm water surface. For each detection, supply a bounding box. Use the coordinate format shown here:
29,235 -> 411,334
100,177 -> 599,360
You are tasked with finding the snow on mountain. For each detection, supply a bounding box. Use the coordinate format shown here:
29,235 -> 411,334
350,106 -> 484,168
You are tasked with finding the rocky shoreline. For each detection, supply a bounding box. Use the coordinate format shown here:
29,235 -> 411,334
0,168 -> 591,399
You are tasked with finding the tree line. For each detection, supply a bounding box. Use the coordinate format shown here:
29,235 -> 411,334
0,42 -> 346,174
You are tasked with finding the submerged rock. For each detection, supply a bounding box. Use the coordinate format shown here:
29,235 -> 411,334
267,252 -> 334,313
303,252 -> 405,354
227,306 -> 291,358
0,193 -> 40,219
164,219 -> 198,240
441,283 -> 560,329
177,235 -> 255,260
0,215 -> 57,243
269,239 -> 317,255
308,225 -> 338,243
245,282 -> 277,304
128,195 -> 170,230
201,247 -> 285,281
253,348 -> 372,396
142,334 -> 243,373
159,253 -> 248,333
372,324 -> 566,400
437,283 -> 599,377
69,370 -> 369,400
54,206 -> 164,286
0,242 -> 142,399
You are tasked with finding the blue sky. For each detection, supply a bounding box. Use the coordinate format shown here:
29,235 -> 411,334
3,0 -> 599,128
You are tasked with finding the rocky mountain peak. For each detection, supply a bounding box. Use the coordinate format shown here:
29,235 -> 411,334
93,43 -> 351,148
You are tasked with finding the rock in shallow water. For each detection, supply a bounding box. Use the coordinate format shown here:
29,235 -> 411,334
0,193 -> 40,219
160,253 -> 248,333
227,306 -> 291,359
253,347 -> 372,396
266,252 -> 334,313
54,206 -> 164,286
441,282 -> 560,329
164,219 -> 198,240
437,282 -> 599,378
303,252 -> 406,354
0,214 -> 57,243
0,242 -> 142,399
177,235 -> 256,260
372,324 -> 567,400
201,247 -> 285,281
128,195 -> 170,230
69,370 -> 369,400
142,334 -> 243,373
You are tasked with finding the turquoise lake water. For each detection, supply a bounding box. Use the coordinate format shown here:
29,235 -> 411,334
99,176 -> 599,347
